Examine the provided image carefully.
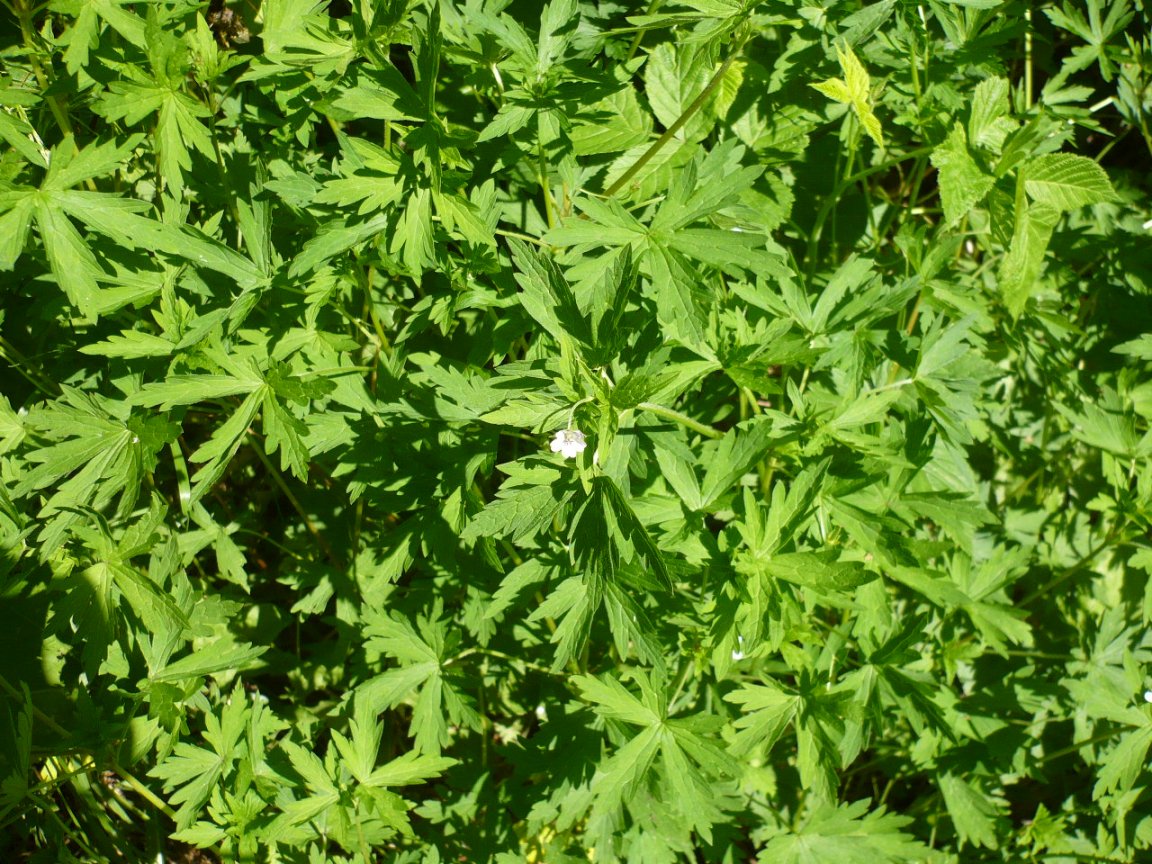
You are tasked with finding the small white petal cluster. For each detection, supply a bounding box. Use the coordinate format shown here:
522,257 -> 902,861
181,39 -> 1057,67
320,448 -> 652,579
550,428 -> 587,459
731,634 -> 746,661
1144,690 -> 1152,703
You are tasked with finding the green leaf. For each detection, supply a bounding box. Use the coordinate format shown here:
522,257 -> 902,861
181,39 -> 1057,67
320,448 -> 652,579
931,123 -> 995,227
572,86 -> 653,156
648,243 -> 709,347
573,673 -> 662,727
365,750 -> 457,788
508,238 -> 591,349
645,42 -> 716,143
1023,153 -> 1117,211
967,76 -> 1013,150
153,641 -> 266,683
726,682 -> 800,756
461,469 -> 575,542
1000,200 -> 1060,318
763,552 -> 875,594
1093,725 -> 1152,799
811,42 -> 883,147
700,416 -> 784,507
151,693 -> 249,828
939,773 -> 1005,849
757,799 -> 928,863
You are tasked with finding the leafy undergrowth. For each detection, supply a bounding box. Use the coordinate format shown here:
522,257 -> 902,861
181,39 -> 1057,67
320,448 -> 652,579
2,0 -> 1152,861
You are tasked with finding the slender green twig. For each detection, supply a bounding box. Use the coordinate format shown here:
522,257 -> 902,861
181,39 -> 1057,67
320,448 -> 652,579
538,133 -> 557,229
604,36 -> 749,199
0,674 -> 70,738
636,401 -> 724,439
494,227 -> 549,246
109,763 -> 178,821
1018,529 -> 1126,607
805,145 -> 935,274
624,0 -> 665,63
0,334 -> 61,398
247,434 -> 340,566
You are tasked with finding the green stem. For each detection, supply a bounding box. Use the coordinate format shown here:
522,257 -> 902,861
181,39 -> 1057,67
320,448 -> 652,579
14,0 -> 72,140
624,0 -> 665,62
805,145 -> 935,274
110,762 -> 178,821
248,434 -> 340,566
636,401 -> 724,439
0,333 -> 61,398
538,131 -> 556,228
1018,529 -> 1126,607
1024,7 -> 1033,111
169,440 -> 193,518
494,227 -> 548,246
666,658 -> 696,712
604,37 -> 748,198
0,674 -> 71,739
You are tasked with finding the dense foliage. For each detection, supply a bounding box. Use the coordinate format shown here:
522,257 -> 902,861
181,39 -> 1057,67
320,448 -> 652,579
2,0 -> 1152,860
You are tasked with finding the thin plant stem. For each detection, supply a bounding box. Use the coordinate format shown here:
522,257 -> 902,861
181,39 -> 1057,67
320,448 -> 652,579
495,227 -> 548,246
806,145 -> 935,275
538,132 -> 556,228
604,36 -> 748,199
636,401 -> 724,439
247,434 -> 340,566
624,0 -> 665,62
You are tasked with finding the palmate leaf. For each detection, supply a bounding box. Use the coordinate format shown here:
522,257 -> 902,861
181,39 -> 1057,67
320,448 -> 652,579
0,134 -> 263,317
810,42 -> 883,147
886,565 -> 1032,652
700,415 -> 785,508
53,0 -> 147,74
91,15 -> 215,197
0,135 -> 147,317
360,605 -> 481,754
472,0 -> 580,143
758,799 -> 928,863
460,462 -> 576,543
151,690 -> 249,828
573,672 -> 738,847
13,388 -> 178,554
725,682 -> 799,756
547,142 -> 782,350
726,667 -> 859,801
131,348 -> 333,502
526,475 -> 673,671
330,696 -> 458,791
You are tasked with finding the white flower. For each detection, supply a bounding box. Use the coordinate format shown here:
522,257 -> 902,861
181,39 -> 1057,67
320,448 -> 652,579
1144,690 -> 1152,703
731,634 -> 746,661
550,428 -> 587,459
